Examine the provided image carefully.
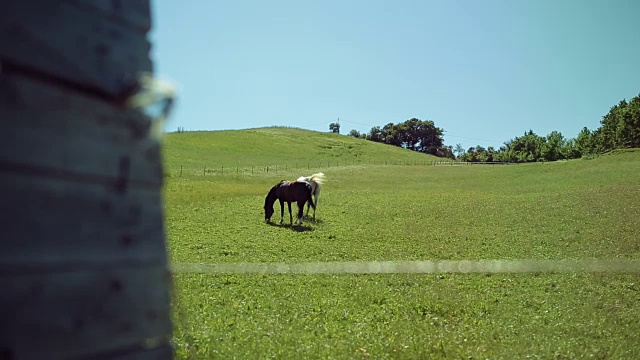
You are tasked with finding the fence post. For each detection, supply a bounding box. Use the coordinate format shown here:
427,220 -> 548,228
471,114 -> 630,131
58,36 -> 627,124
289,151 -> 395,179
180,164 -> 182,177
267,166 -> 269,173
0,2 -> 173,358
204,165 -> 206,175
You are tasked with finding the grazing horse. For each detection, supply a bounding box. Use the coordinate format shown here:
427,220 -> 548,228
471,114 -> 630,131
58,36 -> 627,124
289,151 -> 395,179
264,180 -> 315,225
296,172 -> 325,220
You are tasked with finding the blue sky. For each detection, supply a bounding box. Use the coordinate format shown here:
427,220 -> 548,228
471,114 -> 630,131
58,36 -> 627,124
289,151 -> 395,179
150,0 -> 639,150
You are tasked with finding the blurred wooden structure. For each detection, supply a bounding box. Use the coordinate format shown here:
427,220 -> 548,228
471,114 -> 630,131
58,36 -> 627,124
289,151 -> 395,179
0,1 -> 173,359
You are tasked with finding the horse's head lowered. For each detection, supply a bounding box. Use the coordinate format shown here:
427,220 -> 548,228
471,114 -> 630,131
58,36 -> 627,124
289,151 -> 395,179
264,180 -> 313,224
264,206 -> 275,222
264,183 -> 279,222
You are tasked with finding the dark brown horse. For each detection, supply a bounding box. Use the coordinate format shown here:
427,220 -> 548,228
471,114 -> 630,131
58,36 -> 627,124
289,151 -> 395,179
264,180 -> 315,224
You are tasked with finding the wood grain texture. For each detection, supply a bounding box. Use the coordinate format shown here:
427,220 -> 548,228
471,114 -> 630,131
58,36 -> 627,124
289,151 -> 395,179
0,265 -> 172,360
0,171 -> 167,274
0,0 -> 152,97
0,1 -> 173,358
0,73 -> 164,188
67,0 -> 152,31
93,344 -> 174,360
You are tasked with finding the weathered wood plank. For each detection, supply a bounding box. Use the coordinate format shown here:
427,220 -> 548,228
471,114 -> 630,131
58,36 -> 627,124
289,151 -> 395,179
0,171 -> 167,273
67,0 -> 152,31
0,1 -> 152,97
1,1 -> 173,359
0,73 -> 163,188
0,265 -> 172,360
89,343 -> 174,360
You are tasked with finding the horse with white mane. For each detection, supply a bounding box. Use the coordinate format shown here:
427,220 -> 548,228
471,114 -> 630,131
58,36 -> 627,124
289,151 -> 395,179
296,172 -> 325,220
264,180 -> 314,225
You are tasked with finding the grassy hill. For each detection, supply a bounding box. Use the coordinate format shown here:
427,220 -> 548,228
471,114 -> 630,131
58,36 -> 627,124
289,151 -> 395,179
162,129 -> 640,359
162,127 -> 440,175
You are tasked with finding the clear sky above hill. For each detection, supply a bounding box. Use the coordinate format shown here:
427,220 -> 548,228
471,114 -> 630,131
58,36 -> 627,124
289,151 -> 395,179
150,0 -> 640,150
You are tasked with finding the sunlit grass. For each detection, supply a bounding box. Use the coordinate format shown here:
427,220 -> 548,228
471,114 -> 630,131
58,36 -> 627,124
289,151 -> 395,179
163,130 -> 640,359
162,127 -> 439,177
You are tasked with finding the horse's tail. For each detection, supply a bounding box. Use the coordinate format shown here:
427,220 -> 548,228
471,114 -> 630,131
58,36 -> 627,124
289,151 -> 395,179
309,172 -> 325,204
309,172 -> 325,185
305,183 -> 315,209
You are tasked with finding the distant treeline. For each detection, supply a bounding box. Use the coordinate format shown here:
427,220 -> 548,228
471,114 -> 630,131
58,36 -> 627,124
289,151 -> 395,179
345,119 -> 451,157
345,93 -> 640,162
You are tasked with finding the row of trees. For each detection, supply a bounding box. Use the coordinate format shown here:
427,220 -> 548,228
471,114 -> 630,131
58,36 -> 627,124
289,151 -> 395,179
457,130 -> 576,163
586,95 -> 640,151
343,93 -> 640,162
458,93 -> 640,162
347,118 -> 450,156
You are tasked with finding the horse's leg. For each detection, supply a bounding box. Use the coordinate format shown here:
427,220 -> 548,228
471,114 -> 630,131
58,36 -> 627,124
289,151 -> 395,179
287,202 -> 293,224
304,184 -> 314,217
297,200 -> 305,224
279,199 -> 284,224
312,194 -> 317,221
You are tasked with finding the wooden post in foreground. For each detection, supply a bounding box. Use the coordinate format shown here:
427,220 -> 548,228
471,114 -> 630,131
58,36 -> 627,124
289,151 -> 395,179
0,1 -> 173,359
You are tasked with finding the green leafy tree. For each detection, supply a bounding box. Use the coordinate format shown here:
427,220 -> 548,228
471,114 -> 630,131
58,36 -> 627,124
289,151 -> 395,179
439,145 -> 455,159
329,122 -> 340,134
493,146 -> 509,162
562,138 -> 580,159
454,143 -> 465,159
486,146 -> 496,162
503,130 -> 546,163
628,95 -> 640,147
595,94 -> 640,152
348,129 -> 361,138
367,119 -> 445,155
463,146 -> 477,162
599,101 -> 626,150
368,126 -> 383,142
575,127 -> 595,156
542,131 -> 566,161
382,122 -> 401,147
475,145 -> 488,162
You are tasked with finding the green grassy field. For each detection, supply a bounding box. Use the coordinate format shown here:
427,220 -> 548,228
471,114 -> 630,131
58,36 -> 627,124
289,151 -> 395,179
163,127 -> 440,177
163,128 -> 640,359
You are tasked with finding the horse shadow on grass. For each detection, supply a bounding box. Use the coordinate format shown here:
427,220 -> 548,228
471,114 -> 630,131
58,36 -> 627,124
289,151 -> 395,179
303,216 -> 323,225
266,221 -> 315,232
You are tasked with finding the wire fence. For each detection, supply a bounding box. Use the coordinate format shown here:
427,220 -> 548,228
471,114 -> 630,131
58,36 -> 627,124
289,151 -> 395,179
167,160 -> 521,177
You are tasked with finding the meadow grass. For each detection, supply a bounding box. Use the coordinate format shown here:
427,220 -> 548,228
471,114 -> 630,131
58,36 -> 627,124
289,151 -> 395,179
163,127 -> 440,177
163,130 -> 640,359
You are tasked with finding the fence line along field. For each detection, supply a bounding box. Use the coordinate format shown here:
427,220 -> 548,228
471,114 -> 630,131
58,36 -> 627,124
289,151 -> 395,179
163,128 -> 640,359
165,127 -> 518,178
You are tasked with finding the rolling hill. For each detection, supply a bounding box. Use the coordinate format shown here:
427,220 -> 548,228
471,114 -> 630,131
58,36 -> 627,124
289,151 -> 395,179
162,127 -> 441,175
